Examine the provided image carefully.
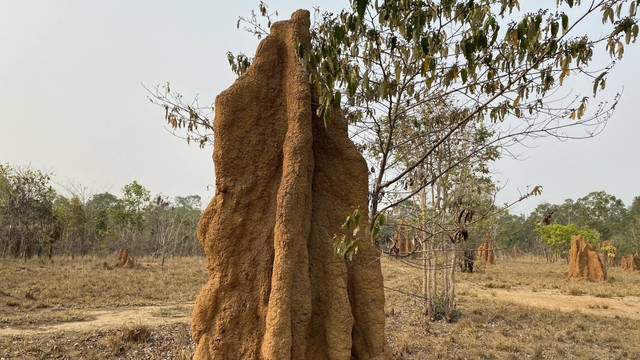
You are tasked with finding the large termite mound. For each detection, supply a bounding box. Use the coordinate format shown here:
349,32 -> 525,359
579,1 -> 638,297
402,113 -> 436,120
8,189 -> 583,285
621,254 -> 640,271
190,10 -> 386,360
568,235 -> 606,281
476,238 -> 494,265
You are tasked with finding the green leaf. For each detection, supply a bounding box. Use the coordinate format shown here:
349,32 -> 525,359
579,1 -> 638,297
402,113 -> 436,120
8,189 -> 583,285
420,36 -> 429,53
353,209 -> 361,226
296,41 -> 303,58
561,14 -> 569,32
372,224 -> 380,240
345,240 -> 360,260
333,91 -> 342,107
334,25 -> 346,43
356,0 -> 368,18
517,21 -> 525,39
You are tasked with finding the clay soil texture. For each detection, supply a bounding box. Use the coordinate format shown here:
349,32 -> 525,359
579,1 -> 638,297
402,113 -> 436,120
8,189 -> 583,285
2,255 -> 640,359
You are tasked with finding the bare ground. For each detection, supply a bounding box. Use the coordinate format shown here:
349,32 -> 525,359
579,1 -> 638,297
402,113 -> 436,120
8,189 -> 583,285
0,302 -> 193,337
3,287 -> 640,339
462,282 -> 640,320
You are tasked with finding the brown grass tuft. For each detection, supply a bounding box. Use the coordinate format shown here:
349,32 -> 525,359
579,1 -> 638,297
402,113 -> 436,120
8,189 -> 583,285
122,324 -> 151,343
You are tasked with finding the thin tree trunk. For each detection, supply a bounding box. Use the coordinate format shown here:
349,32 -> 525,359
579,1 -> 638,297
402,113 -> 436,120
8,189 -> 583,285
447,242 -> 457,320
420,188 -> 429,317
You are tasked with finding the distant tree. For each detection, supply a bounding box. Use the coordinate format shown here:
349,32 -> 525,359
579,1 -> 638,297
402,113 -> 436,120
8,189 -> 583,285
53,195 -> 91,258
171,195 -> 203,256
113,181 -> 151,253
612,196 -> 640,255
0,164 -> 56,259
86,192 -> 120,253
554,199 -> 582,225
67,196 -> 90,257
174,195 -> 202,209
146,194 -> 202,265
121,181 -> 151,221
495,212 -> 532,250
536,223 -> 600,258
528,202 -> 563,225
575,191 -> 627,240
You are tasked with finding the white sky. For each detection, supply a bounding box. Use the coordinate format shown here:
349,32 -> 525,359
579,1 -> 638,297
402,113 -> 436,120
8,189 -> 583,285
1,1 -> 638,214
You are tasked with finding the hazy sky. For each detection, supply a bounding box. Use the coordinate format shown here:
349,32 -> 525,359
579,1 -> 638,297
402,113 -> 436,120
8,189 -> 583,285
1,1 -> 638,214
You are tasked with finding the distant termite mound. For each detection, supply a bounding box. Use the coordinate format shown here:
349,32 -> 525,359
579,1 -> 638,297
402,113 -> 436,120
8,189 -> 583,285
621,254 -> 640,271
476,238 -> 494,265
568,235 -> 606,281
190,10 -> 387,360
115,248 -> 135,268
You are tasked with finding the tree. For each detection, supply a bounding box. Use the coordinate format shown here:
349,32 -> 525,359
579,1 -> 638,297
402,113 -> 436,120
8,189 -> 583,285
69,196 -> 90,256
171,195 -> 203,256
53,195 -> 91,258
536,223 -> 600,258
146,194 -> 202,265
575,190 -> 627,240
302,0 -> 638,230
86,192 -> 120,253
154,0 -> 638,231
150,0 -> 640,320
113,181 -> 151,253
174,195 -> 202,209
405,105 -> 499,320
494,212 -> 538,251
611,195 -> 640,255
0,164 -> 57,259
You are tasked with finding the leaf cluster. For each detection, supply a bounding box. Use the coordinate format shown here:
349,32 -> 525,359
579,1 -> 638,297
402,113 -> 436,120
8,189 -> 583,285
536,222 -> 600,255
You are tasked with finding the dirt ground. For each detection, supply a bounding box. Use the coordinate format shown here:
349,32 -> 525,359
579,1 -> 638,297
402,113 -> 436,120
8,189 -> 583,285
3,286 -> 639,338
462,282 -> 640,320
0,302 -> 193,337
2,255 -> 640,359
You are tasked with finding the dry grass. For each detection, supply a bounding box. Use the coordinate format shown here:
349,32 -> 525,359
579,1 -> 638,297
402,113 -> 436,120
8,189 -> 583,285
3,254 -> 640,358
0,323 -> 193,360
0,256 -> 207,313
1,256 -> 204,359
0,256 -> 206,336
383,255 -> 640,359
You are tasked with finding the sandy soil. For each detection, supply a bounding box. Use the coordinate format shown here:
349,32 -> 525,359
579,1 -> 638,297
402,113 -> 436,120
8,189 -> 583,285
0,303 -> 193,337
4,287 -> 640,339
3,284 -> 640,338
461,282 -> 640,320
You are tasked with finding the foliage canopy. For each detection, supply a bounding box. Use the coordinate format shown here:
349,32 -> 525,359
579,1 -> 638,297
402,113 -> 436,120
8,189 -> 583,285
536,223 -> 600,256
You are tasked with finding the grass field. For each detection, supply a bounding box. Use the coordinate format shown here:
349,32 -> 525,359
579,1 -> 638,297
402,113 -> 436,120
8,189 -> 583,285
2,254 -> 640,359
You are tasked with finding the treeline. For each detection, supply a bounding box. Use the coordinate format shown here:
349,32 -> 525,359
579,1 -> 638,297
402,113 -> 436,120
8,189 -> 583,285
0,164 -> 203,260
495,191 -> 640,257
